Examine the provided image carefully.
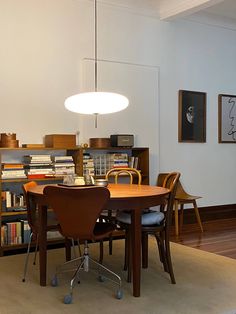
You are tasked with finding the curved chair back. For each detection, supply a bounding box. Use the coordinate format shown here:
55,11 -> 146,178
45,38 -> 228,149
161,172 -> 181,228
105,167 -> 142,185
43,186 -> 110,241
22,181 -> 38,232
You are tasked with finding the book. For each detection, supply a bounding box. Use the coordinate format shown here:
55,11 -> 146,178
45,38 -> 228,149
27,174 -> 47,179
22,144 -> 45,148
2,163 -> 24,169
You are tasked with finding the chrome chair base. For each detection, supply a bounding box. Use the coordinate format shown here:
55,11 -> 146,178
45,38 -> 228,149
51,240 -> 123,304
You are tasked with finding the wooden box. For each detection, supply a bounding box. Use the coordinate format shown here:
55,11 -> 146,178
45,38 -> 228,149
89,138 -> 111,148
44,134 -> 76,148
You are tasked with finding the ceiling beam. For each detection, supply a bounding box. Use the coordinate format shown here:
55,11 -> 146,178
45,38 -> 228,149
159,0 -> 225,21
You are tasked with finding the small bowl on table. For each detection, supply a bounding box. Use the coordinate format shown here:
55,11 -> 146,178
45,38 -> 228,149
94,179 -> 109,187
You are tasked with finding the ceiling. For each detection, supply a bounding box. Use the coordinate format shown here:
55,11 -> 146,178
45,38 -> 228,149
101,0 -> 236,21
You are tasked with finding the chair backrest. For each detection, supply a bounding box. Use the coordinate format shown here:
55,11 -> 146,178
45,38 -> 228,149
43,186 -> 110,240
159,172 -> 181,229
22,181 -> 38,231
157,173 -> 188,199
175,180 -> 190,199
105,167 -> 142,185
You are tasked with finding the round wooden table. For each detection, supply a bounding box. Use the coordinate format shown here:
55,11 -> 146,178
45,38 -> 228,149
28,183 -> 170,297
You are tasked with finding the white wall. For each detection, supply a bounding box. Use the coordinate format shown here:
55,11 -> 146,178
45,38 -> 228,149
0,0 -> 235,206
0,0 -> 92,143
159,19 -> 236,205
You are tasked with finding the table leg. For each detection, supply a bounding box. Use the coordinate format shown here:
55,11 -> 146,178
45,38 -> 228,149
131,208 -> 141,297
39,204 -> 47,286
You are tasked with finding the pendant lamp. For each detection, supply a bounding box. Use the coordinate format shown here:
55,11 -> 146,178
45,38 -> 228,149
64,0 -> 129,127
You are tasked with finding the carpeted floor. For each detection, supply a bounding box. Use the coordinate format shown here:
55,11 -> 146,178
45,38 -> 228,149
0,238 -> 236,314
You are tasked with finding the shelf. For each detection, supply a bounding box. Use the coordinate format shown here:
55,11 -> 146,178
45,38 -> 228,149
1,211 -> 27,217
0,147 -> 81,151
1,238 -> 65,251
2,177 -> 64,183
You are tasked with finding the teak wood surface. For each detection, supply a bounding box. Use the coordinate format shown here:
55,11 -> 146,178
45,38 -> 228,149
28,183 -> 169,297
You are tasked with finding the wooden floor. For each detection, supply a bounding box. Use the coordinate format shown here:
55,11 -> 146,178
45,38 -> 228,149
170,217 -> 236,259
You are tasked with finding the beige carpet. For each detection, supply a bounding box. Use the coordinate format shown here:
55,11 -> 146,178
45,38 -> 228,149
0,238 -> 236,314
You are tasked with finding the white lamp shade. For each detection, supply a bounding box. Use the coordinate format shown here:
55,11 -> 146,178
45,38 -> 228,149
64,92 -> 129,114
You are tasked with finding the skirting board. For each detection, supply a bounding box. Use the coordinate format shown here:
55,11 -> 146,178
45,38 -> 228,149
179,203 -> 236,224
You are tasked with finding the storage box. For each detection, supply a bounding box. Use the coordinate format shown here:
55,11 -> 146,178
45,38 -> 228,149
89,138 -> 111,148
0,133 -> 19,148
44,134 -> 76,148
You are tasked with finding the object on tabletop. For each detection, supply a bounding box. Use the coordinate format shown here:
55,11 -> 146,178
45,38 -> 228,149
0,133 -> 19,148
110,134 -> 134,147
44,134 -> 76,148
94,179 -> 108,187
89,138 -> 111,148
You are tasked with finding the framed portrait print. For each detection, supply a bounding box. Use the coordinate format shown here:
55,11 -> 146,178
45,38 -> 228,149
218,94 -> 236,143
178,90 -> 206,143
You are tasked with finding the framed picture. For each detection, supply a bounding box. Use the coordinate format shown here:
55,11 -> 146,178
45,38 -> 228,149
218,94 -> 236,143
178,90 -> 206,142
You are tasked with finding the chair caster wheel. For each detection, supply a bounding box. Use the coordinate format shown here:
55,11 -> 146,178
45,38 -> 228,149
64,294 -> 72,304
51,276 -> 58,287
98,275 -> 105,282
116,289 -> 123,299
22,278 -> 25,282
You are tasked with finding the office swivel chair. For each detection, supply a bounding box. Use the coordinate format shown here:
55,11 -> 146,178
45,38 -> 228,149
43,185 -> 123,304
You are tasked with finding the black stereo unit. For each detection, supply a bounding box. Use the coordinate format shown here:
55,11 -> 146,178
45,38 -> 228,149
110,134 -> 134,147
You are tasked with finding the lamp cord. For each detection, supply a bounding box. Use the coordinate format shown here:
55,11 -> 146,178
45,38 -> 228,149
95,0 -> 97,92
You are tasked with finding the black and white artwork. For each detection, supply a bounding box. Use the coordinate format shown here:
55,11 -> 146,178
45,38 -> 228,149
218,94 -> 236,143
178,90 -> 206,143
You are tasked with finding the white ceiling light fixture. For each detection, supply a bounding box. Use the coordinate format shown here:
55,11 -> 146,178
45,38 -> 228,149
64,0 -> 129,128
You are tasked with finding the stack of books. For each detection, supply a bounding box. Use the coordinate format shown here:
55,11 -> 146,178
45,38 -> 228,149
1,190 -> 25,212
24,155 -> 53,179
109,153 -> 129,168
51,155 -> 75,176
83,153 -> 95,176
1,163 -> 27,179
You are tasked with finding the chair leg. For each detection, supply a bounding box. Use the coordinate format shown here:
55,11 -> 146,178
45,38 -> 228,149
155,233 -> 168,273
123,231 -> 128,271
22,232 -> 33,282
164,231 -> 176,284
127,229 -> 132,283
99,240 -> 104,264
109,236 -> 113,255
65,238 -> 72,261
174,200 -> 179,236
33,234 -> 39,265
179,204 -> 184,233
141,232 -> 148,269
193,200 -> 203,232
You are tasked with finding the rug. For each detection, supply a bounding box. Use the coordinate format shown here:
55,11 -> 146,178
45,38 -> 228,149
0,238 -> 236,314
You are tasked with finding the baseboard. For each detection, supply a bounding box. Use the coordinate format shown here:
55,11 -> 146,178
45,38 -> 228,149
181,204 -> 236,224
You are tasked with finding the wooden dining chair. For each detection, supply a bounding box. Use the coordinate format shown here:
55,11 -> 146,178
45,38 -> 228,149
156,174 -> 203,236
21,181 -> 72,282
99,167 -> 142,260
21,181 -> 60,281
174,180 -> 203,236
44,185 -> 123,304
117,172 -> 180,284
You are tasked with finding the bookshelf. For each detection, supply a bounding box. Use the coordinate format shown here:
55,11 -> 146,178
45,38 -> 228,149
83,147 -> 149,185
0,147 -> 83,256
0,146 -> 149,256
